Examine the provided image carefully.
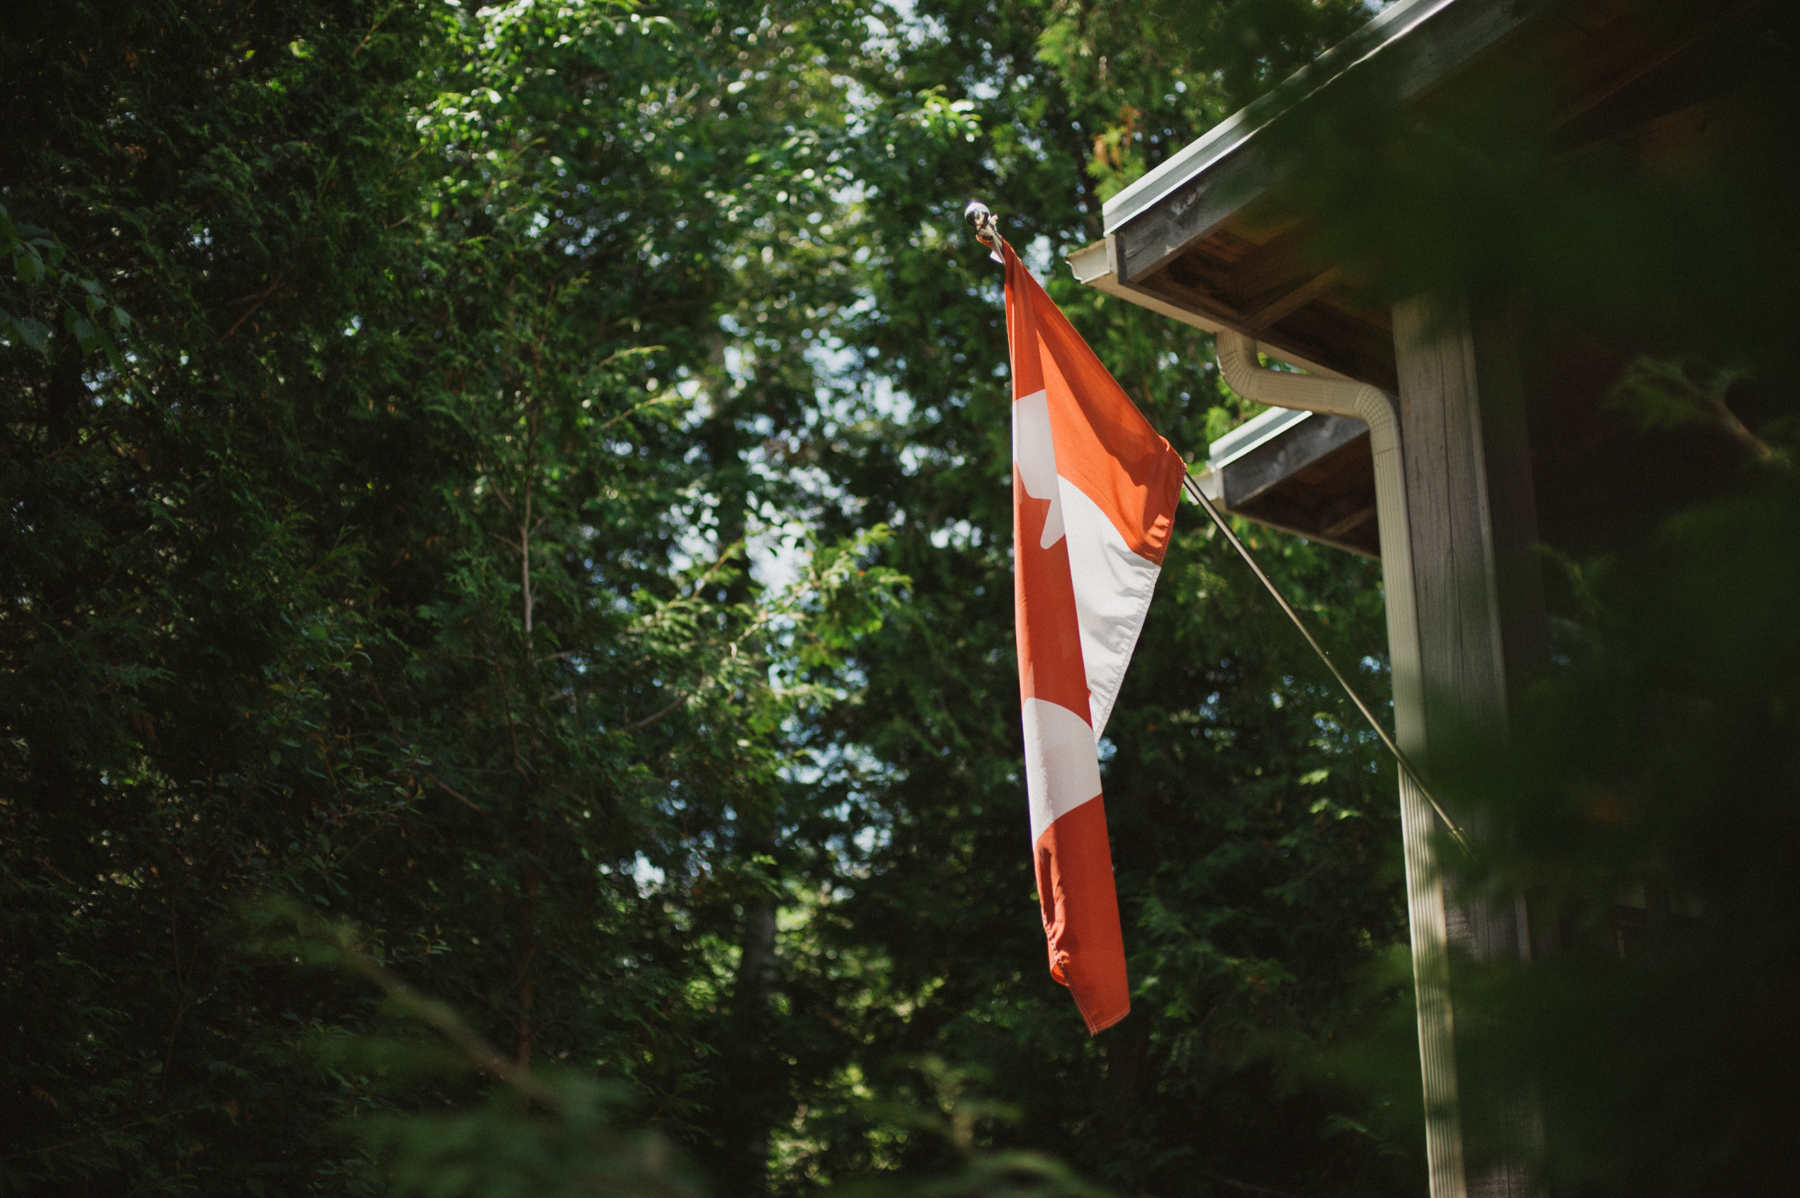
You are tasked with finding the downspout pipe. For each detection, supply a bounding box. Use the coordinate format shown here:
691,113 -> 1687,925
1214,329 -> 1468,1198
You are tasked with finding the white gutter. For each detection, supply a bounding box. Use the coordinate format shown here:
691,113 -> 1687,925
1214,330 -> 1468,1198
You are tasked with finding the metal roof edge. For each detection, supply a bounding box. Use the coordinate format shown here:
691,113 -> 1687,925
1205,406 -> 1316,468
1101,0 -> 1465,235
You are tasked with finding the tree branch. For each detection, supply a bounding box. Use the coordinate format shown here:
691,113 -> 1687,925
302,916 -> 565,1112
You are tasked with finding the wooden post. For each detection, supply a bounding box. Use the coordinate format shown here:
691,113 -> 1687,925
1391,292 -> 1549,1198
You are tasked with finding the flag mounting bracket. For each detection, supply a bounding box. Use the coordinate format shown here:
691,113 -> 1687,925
964,200 -> 1004,264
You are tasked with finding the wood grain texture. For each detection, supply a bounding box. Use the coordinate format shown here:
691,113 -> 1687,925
1393,293 -> 1549,765
1116,143 -> 1271,284
1394,292 -> 1509,741
1393,291 -> 1548,1198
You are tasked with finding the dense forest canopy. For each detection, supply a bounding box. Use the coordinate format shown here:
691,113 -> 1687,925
4,1 -> 1796,1197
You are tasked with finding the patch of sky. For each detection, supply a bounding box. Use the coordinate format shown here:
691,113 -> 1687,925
858,10 -> 897,62
804,326 -> 914,426
630,853 -> 666,892
1004,119 -> 1049,163
784,738 -> 894,792
928,519 -> 981,550
666,483 -> 720,574
851,823 -> 890,857
899,439 -> 964,477
719,343 -> 754,391
832,175 -> 872,209
870,374 -> 914,423
681,382 -> 719,438
747,513 -> 815,592
887,0 -> 946,51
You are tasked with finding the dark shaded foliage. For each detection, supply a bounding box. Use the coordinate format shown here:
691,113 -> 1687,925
14,0 -> 1698,1196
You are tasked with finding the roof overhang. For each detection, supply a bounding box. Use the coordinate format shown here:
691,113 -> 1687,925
1080,0 -> 1738,394
1084,0 -> 1555,392
1101,0 -> 1526,238
1079,0 -> 1748,556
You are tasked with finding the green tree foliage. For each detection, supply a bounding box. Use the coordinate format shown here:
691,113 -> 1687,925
1438,469 -> 1800,1197
5,1 -> 1465,1196
766,4 -> 1420,1194
1,0 -> 897,1191
1036,0 -> 1372,201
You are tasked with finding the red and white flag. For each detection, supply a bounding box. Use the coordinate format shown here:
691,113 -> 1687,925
1003,241 -> 1187,1034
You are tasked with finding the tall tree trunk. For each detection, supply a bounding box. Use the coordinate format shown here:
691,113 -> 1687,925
717,894 -> 778,1193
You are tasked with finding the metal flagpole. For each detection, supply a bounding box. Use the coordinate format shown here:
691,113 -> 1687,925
966,198 -> 1467,851
1179,473 -> 1468,850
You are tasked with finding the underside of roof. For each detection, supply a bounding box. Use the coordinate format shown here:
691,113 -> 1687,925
1076,0 -> 1750,556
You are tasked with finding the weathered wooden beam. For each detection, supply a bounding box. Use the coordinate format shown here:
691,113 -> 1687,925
1243,266 -> 1344,331
1067,240 -> 1355,382
1391,291 -> 1550,1198
1321,502 -> 1378,539
1114,146 -> 1272,285
1222,413 -> 1367,508
1393,294 -> 1548,734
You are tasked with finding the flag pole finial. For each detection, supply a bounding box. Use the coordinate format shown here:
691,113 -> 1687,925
964,200 -> 1003,263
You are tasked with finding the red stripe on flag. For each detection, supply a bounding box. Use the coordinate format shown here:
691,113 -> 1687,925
1035,796 -> 1130,1034
1006,255 -> 1047,400
1013,467 -> 1090,717
1007,252 -> 1187,565
1005,239 -> 1136,1036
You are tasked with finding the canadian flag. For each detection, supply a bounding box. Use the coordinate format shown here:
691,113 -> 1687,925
1003,241 -> 1187,1034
